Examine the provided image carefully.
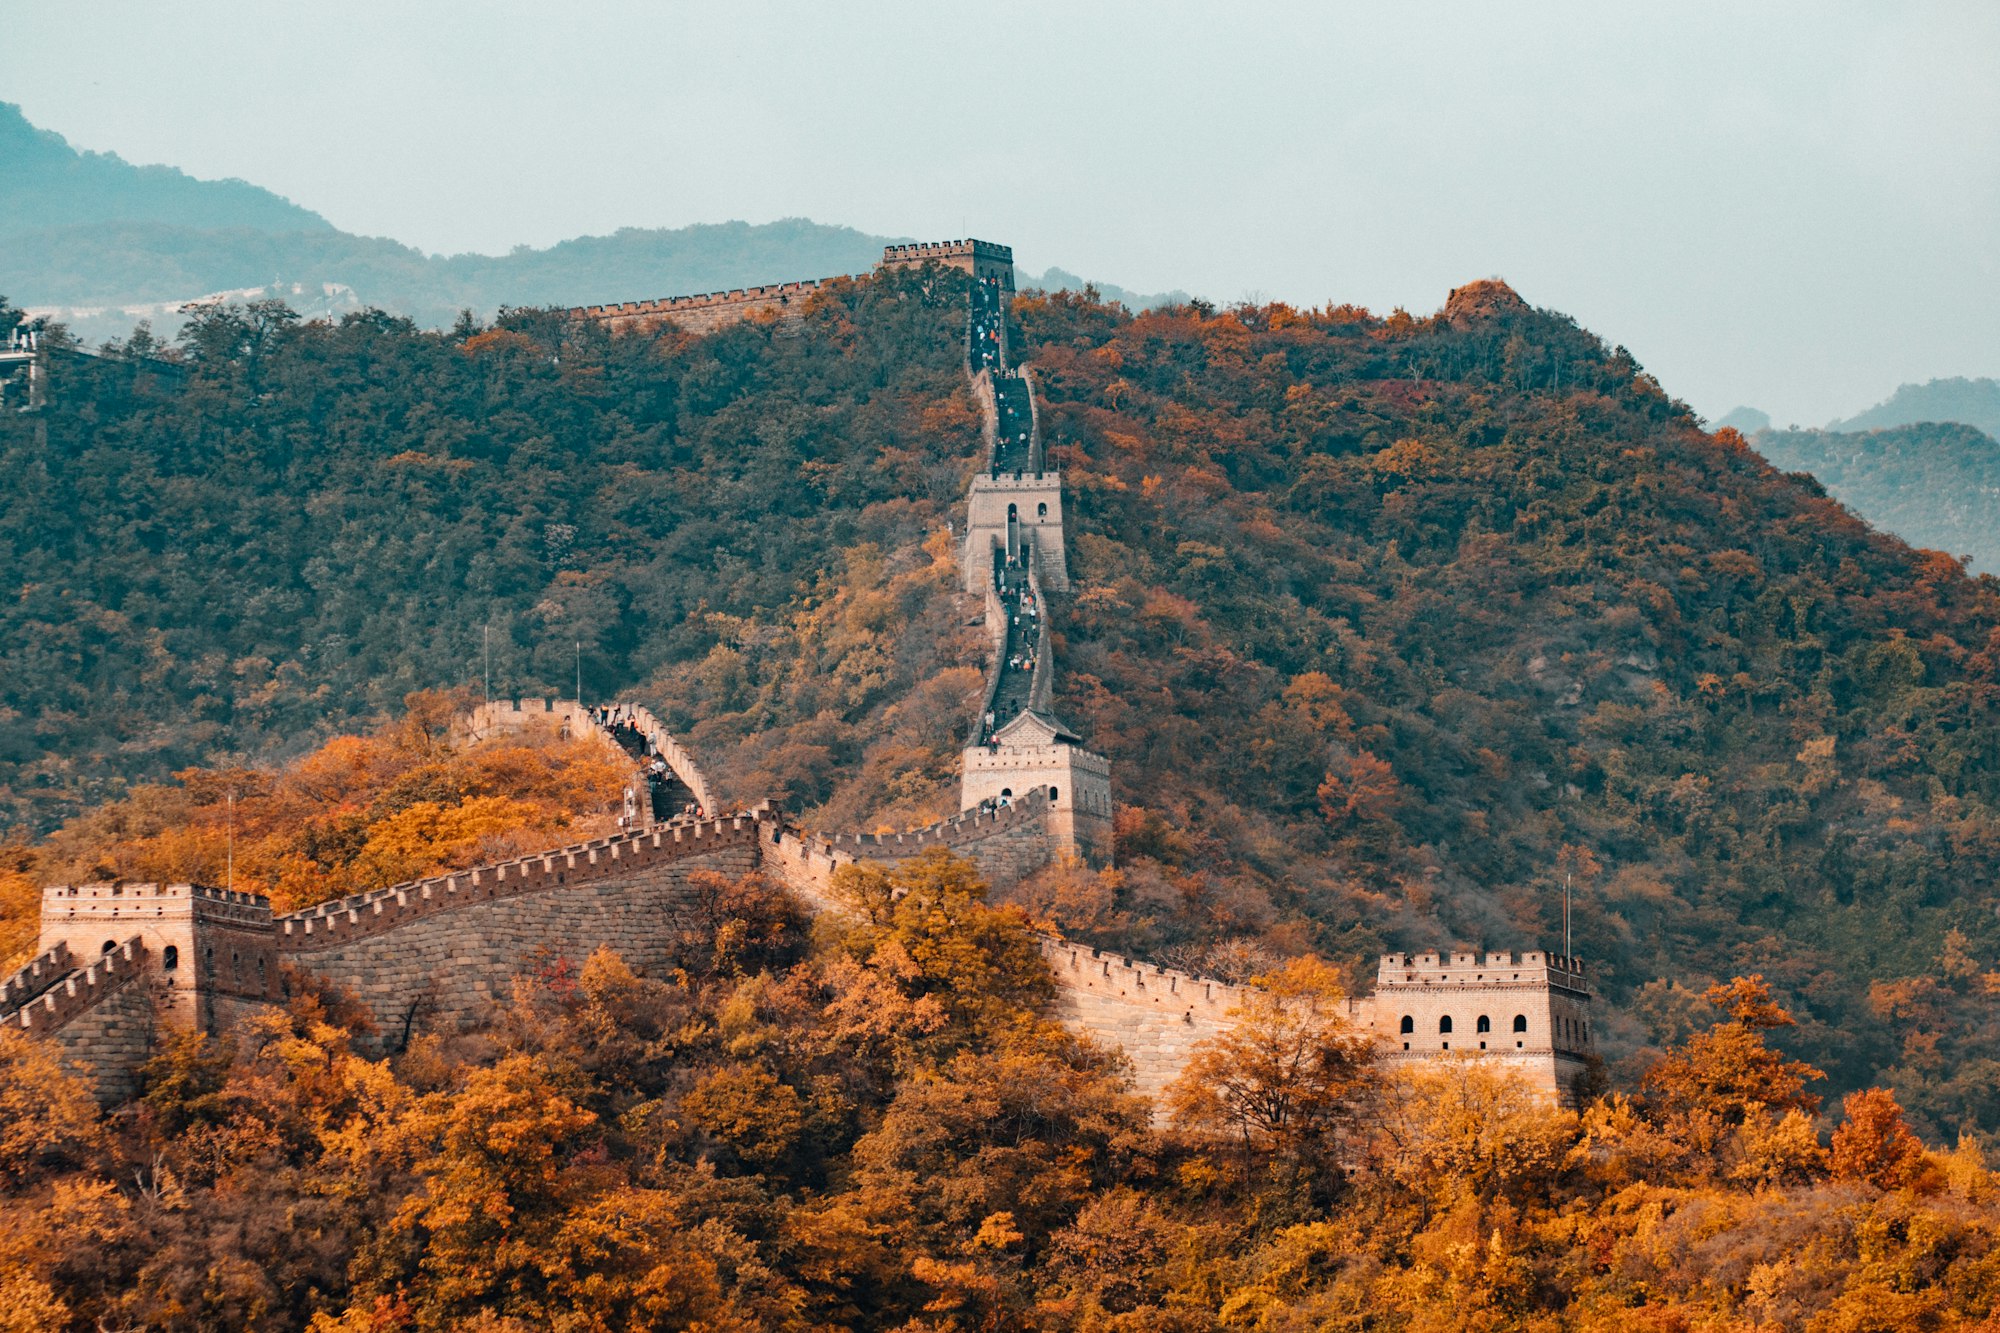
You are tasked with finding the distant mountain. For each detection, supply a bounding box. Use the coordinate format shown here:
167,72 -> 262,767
1713,405 -> 1770,434
1756,421 -> 2000,573
1832,376 -> 2000,439
2,104 -> 1181,343
1024,266 -> 1188,311
0,101 -> 330,237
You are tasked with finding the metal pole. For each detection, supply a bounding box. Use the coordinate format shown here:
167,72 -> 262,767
1562,873 -> 1572,958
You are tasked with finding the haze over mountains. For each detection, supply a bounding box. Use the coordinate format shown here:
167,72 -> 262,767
0,103 -> 1179,342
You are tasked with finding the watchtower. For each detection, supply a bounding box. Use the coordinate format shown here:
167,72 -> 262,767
879,238 -> 1015,291
39,882 -> 280,1030
1347,948 -> 1596,1105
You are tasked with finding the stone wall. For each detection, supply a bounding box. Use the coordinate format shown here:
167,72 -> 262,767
7,939 -> 157,1103
283,835 -> 757,1048
1039,937 -> 1251,1108
0,943 -> 74,1016
457,697 -> 718,819
571,279 -> 831,337
286,816 -> 768,1040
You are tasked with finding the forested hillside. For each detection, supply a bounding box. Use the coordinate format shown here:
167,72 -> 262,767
7,269 -> 2000,1144
1758,422 -> 2000,574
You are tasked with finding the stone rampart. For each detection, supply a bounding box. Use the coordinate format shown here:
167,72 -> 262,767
1039,937 -> 1253,1107
8,938 -> 159,1100
789,788 -> 1065,892
571,279 -> 830,337
16,940 -> 158,1103
0,942 -> 74,1019
277,816 -> 760,953
283,832 -> 759,1047
460,697 -> 718,819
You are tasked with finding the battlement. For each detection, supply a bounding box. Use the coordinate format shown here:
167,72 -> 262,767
1376,948 -> 1589,991
40,881 -> 274,938
7,937 -> 148,1035
571,279 -> 829,323
818,786 -> 1056,856
459,697 -> 718,819
0,943 -> 75,1019
1038,935 -> 1253,1013
880,239 -> 1012,265
277,814 -> 761,951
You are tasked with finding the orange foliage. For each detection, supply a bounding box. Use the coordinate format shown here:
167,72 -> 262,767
19,691 -> 630,911
1830,1087 -> 1929,1191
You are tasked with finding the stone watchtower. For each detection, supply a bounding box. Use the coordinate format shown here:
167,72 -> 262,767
38,882 -> 280,1031
879,239 -> 1015,290
1347,948 -> 1596,1105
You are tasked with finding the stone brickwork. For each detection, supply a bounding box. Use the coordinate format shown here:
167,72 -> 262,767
880,239 -> 1015,289
286,835 -> 758,1047
7,938 -> 157,1103
459,697 -> 718,820
1349,948 -> 1596,1106
574,279 -> 832,337
1040,938 -> 1251,1107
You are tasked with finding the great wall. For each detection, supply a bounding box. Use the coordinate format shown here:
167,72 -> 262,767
3,240 -> 1597,1113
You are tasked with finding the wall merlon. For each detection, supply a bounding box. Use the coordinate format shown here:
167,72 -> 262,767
10,937 -> 148,1035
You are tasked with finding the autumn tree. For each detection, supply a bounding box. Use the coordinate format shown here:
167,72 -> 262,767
1830,1087 -> 1929,1191
1168,955 -> 1377,1191
1642,975 -> 1825,1123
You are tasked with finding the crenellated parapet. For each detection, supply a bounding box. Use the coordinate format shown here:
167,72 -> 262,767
569,279 -> 832,336
0,942 -> 75,1021
459,697 -> 719,823
7,937 -> 149,1035
278,815 -> 761,952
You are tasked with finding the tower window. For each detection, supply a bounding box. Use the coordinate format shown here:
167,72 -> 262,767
1037,502 -> 1048,518
162,945 -> 178,970
1439,1016 -> 1453,1034
1050,787 -> 1060,803
1399,1015 -> 1414,1034
101,940 -> 117,954
1476,1015 -> 1491,1033
1513,1014 -> 1528,1033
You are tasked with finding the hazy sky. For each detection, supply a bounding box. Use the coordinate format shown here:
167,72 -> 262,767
4,1 -> 1995,425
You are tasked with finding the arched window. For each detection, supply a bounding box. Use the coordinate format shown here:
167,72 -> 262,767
1000,788 -> 1013,798
1512,1014 -> 1528,1033
1007,503 -> 1018,518
162,945 -> 179,971
1037,502 -> 1048,518
1049,787 -> 1060,803
1439,1016 -> 1453,1034
1476,1014 -> 1491,1033
101,939 -> 117,954
1399,1015 -> 1414,1034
